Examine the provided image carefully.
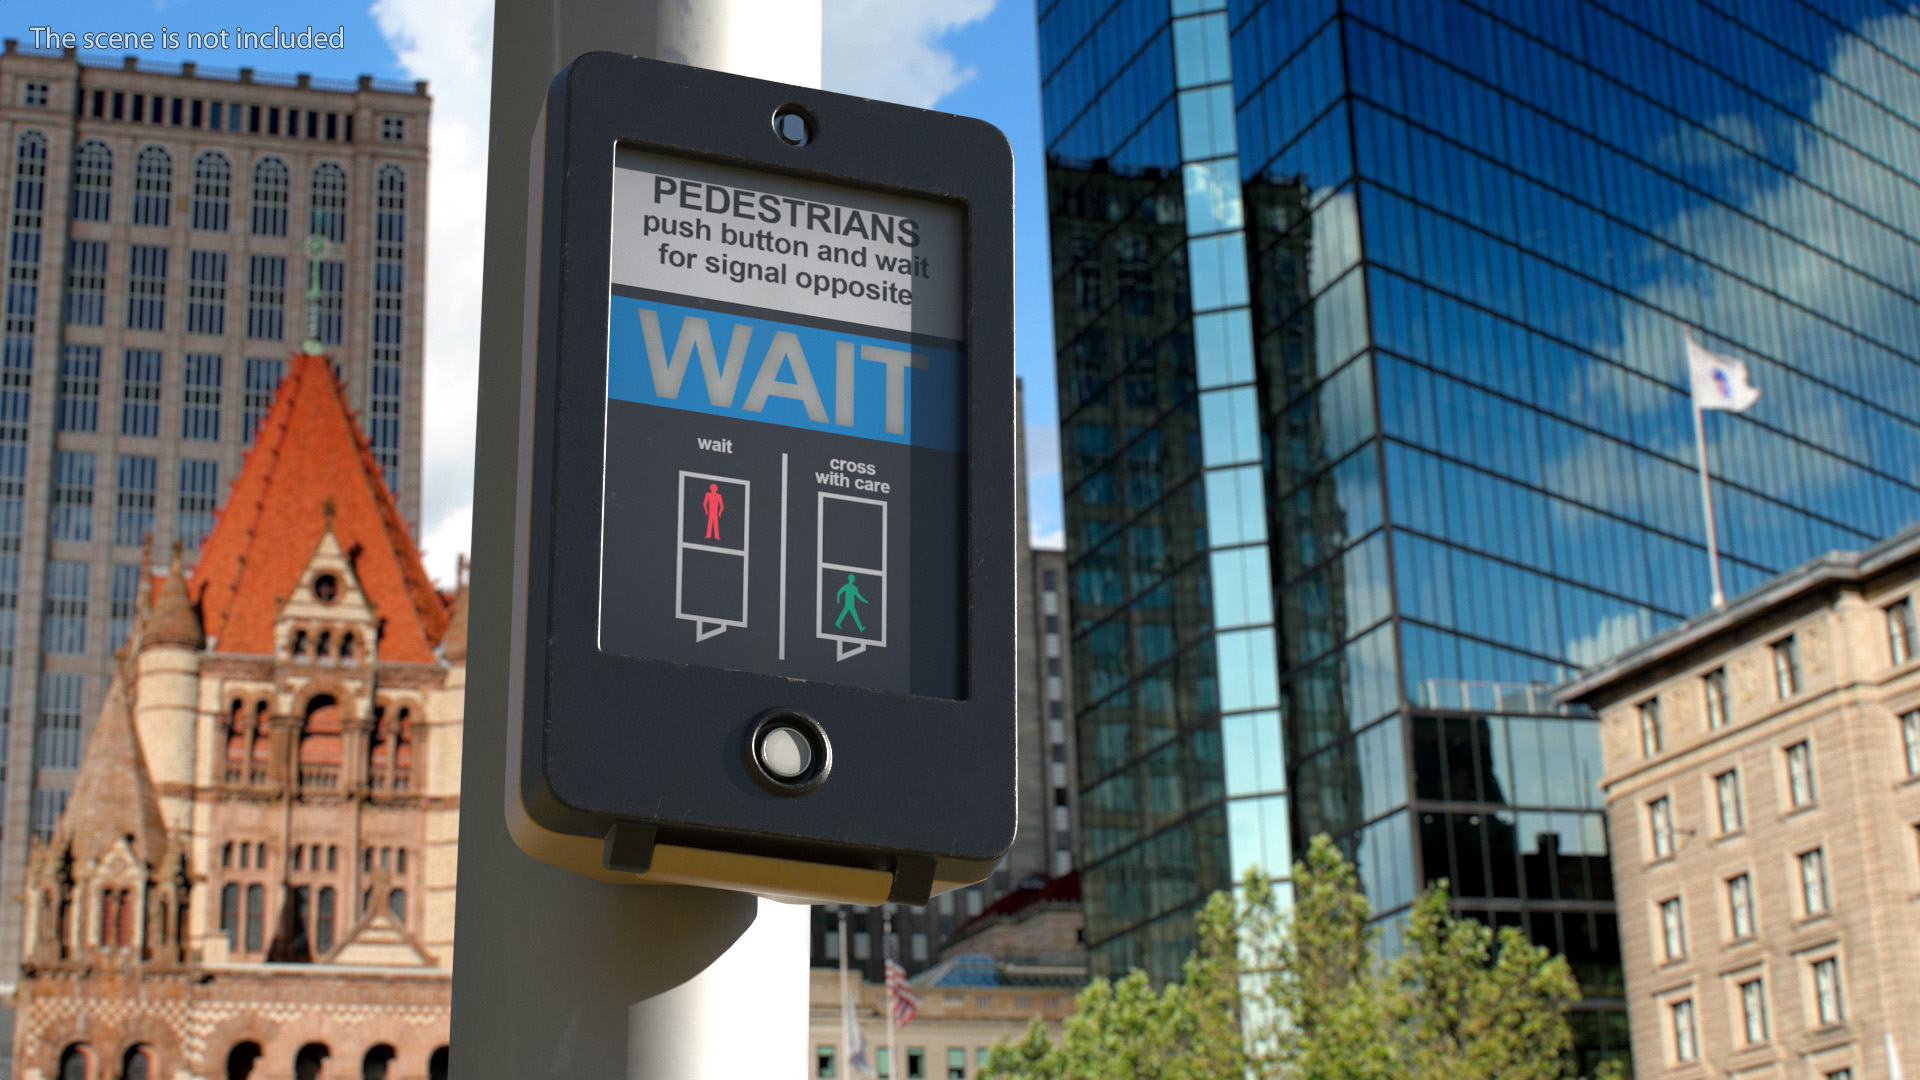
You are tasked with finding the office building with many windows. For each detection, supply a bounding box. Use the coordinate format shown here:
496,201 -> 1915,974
0,44 -> 430,977
1560,523 -> 1920,1079
1041,0 -> 1920,1066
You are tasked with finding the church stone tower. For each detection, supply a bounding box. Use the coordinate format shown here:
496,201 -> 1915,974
12,354 -> 463,1080
135,547 -> 204,834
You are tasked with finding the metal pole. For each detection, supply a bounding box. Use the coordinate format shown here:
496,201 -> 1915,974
1691,401 -> 1726,609
452,2 -> 821,1078
838,908 -> 853,1070
884,909 -> 898,1079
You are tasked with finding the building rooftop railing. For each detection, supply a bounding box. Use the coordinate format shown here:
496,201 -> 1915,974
1415,679 -> 1587,717
2,40 -> 427,96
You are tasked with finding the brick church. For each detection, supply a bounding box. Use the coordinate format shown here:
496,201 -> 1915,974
10,353 -> 463,1080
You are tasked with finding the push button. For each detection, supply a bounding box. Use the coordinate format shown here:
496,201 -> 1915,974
758,725 -> 812,779
744,710 -> 831,795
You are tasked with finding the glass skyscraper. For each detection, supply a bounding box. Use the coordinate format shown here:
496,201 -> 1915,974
1042,0 -> 1920,1066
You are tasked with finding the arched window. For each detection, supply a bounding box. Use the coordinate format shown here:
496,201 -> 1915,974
11,132 -> 48,356
298,695 -> 342,790
315,630 -> 332,659
224,700 -> 252,784
429,1047 -> 449,1080
340,632 -> 356,661
294,1044 -> 329,1080
132,146 -> 171,226
58,1044 -> 91,1080
71,140 -> 111,221
291,629 -> 308,657
315,886 -> 336,955
361,1044 -> 396,1080
243,884 -> 264,952
123,1045 -> 152,1080
251,157 -> 288,236
226,1043 -> 262,1080
370,705 -> 413,792
219,883 -> 239,947
370,164 -> 407,492
288,885 -> 312,961
393,709 -> 413,791
250,701 -> 270,784
375,165 -> 405,245
369,706 -> 388,789
192,150 -> 231,231
309,162 -> 347,243
99,887 -> 132,947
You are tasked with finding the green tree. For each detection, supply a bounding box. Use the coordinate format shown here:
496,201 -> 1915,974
981,893 -> 1249,1080
983,835 -> 1604,1080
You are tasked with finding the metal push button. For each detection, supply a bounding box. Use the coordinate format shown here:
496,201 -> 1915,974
758,726 -> 812,778
744,710 -> 831,796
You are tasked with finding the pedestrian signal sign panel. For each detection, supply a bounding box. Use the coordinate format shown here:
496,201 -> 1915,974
599,148 -> 964,697
507,53 -> 1015,907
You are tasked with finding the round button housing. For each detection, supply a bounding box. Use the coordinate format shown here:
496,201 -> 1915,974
744,710 -> 831,796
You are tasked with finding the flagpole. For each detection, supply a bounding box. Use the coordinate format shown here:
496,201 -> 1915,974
838,907 -> 852,1075
1691,401 -> 1728,608
1685,328 -> 1728,609
884,909 -> 898,1080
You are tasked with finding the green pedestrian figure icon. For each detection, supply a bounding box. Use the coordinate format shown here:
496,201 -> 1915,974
834,574 -> 869,632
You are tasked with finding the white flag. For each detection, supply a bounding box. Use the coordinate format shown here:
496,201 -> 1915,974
1687,336 -> 1761,412
844,999 -> 876,1078
1891,1031 -> 1907,1080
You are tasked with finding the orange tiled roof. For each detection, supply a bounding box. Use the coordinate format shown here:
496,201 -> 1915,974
188,353 -> 448,662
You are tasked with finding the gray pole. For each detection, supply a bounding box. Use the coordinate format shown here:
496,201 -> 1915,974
452,2 -> 822,1077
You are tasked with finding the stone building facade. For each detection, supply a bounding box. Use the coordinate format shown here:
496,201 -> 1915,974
0,44 -> 431,975
1560,526 -> 1920,1079
808,970 -> 1075,1080
10,352 -> 460,1080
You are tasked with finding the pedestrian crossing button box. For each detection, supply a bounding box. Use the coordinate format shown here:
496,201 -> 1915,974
504,53 -> 1017,907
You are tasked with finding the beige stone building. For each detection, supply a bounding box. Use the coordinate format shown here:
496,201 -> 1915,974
1560,527 -> 1920,1080
0,43 -> 431,980
809,972 -> 1074,1080
11,352 -> 460,1080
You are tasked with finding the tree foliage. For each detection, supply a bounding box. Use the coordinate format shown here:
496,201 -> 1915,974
982,835 -> 1609,1080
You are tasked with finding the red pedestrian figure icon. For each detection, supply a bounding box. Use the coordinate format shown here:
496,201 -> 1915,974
702,483 -> 725,540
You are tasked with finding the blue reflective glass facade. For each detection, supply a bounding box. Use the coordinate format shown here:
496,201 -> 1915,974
1043,0 -> 1920,1068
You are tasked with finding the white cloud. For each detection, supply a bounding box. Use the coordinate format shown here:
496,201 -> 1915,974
370,0 -> 494,588
1024,419 -> 1064,546
420,500 -> 474,590
822,0 -> 995,107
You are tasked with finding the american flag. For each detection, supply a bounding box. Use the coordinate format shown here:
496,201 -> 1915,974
884,958 -> 919,1028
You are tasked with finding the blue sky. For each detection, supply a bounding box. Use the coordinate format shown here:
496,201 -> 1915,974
25,0 -> 1063,573
931,0 -> 1064,549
